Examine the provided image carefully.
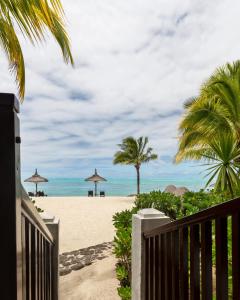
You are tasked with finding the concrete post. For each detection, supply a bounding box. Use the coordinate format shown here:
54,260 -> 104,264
41,212 -> 60,300
131,208 -> 171,300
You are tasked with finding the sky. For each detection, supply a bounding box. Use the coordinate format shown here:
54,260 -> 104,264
1,0 -> 240,180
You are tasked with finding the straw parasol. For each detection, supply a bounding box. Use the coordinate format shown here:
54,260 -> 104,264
85,169 -> 107,196
164,185 -> 189,197
164,185 -> 177,194
24,169 -> 48,195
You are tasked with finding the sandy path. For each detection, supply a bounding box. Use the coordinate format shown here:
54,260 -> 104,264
35,196 -> 135,253
34,196 -> 134,300
60,255 -> 119,300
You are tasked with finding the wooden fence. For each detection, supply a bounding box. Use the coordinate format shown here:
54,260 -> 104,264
144,197 -> 240,300
0,93 -> 58,299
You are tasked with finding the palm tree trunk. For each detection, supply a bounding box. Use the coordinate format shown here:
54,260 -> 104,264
135,165 -> 140,195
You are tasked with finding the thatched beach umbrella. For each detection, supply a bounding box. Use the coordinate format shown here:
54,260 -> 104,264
85,169 -> 107,196
24,169 -> 48,195
164,185 -> 177,194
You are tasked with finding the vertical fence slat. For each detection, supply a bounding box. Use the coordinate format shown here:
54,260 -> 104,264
216,217 -> 228,300
172,230 -> 179,300
25,219 -> 31,300
42,236 -> 46,300
39,233 -> 42,300
190,224 -> 200,300
145,237 -> 149,300
201,220 -> 212,300
22,216 -> 27,300
160,234 -> 165,300
165,232 -> 172,300
31,226 -> 36,300
179,227 -> 188,300
232,213 -> 240,300
154,235 -> 159,299
49,245 -> 52,300
149,237 -> 154,300
44,237 -> 47,300
41,233 -> 43,300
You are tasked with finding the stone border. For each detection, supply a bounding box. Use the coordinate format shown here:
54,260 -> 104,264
59,241 -> 113,276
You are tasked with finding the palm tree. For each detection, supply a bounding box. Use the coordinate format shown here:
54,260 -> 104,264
176,61 -> 240,195
176,61 -> 240,162
113,137 -> 158,195
0,0 -> 73,100
177,133 -> 240,197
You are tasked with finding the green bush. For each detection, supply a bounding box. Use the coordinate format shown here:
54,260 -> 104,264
113,189 -> 230,299
113,209 -> 133,297
117,286 -> 131,300
135,191 -> 181,219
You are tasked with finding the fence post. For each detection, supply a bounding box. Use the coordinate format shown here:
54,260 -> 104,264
132,208 -> 170,300
41,212 -> 60,300
0,94 -> 22,299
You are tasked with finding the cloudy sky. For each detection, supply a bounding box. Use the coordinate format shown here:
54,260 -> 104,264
1,0 -> 240,179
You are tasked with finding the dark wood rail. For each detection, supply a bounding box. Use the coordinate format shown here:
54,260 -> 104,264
21,186 -> 54,299
0,93 -> 57,299
144,196 -> 240,299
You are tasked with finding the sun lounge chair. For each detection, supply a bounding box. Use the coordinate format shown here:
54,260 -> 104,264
100,191 -> 105,197
88,190 -> 94,197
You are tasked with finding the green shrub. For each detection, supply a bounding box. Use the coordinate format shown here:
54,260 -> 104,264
113,209 -> 134,229
180,189 -> 227,217
113,209 -> 133,297
135,191 -> 181,219
113,189 -> 230,299
117,286 -> 131,300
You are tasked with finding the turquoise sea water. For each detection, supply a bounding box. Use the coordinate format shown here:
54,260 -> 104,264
23,176 -> 205,196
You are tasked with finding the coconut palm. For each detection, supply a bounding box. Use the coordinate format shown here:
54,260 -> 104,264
113,137 -> 158,195
176,61 -> 240,195
0,0 -> 73,100
178,133 -> 240,197
176,61 -> 240,162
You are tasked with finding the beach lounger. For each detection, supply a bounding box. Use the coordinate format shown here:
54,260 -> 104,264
100,191 -> 105,197
88,190 -> 94,197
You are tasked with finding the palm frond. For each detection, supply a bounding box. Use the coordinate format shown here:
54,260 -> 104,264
0,0 -> 73,99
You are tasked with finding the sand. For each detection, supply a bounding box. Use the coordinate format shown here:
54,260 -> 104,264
60,255 -> 119,300
35,196 -> 135,300
35,196 -> 135,253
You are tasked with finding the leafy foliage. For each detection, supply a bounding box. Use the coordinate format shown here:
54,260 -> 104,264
176,61 -> 240,196
117,286 -> 131,300
113,189 -> 231,299
113,136 -> 158,194
113,209 -> 133,299
0,0 -> 73,99
113,209 -> 136,229
31,198 -> 44,213
113,136 -> 157,166
135,191 -> 181,219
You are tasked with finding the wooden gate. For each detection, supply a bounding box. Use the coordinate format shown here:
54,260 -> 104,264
0,93 -> 57,299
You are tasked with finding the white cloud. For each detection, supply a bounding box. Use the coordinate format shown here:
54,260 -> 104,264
0,0 -> 239,179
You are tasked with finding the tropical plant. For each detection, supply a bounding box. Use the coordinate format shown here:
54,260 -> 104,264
113,190 -> 227,299
113,137 -> 158,194
0,0 -> 74,100
181,134 -> 240,197
176,61 -> 240,195
136,190 -> 181,219
113,209 -> 133,299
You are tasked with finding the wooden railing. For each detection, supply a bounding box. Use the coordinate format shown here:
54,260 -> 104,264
144,197 -> 240,300
21,187 -> 55,299
0,93 -> 58,299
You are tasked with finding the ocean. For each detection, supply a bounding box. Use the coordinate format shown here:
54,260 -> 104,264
23,176 -> 205,196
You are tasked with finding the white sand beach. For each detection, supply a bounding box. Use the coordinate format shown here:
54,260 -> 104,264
35,196 -> 135,300
35,196 -> 135,252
